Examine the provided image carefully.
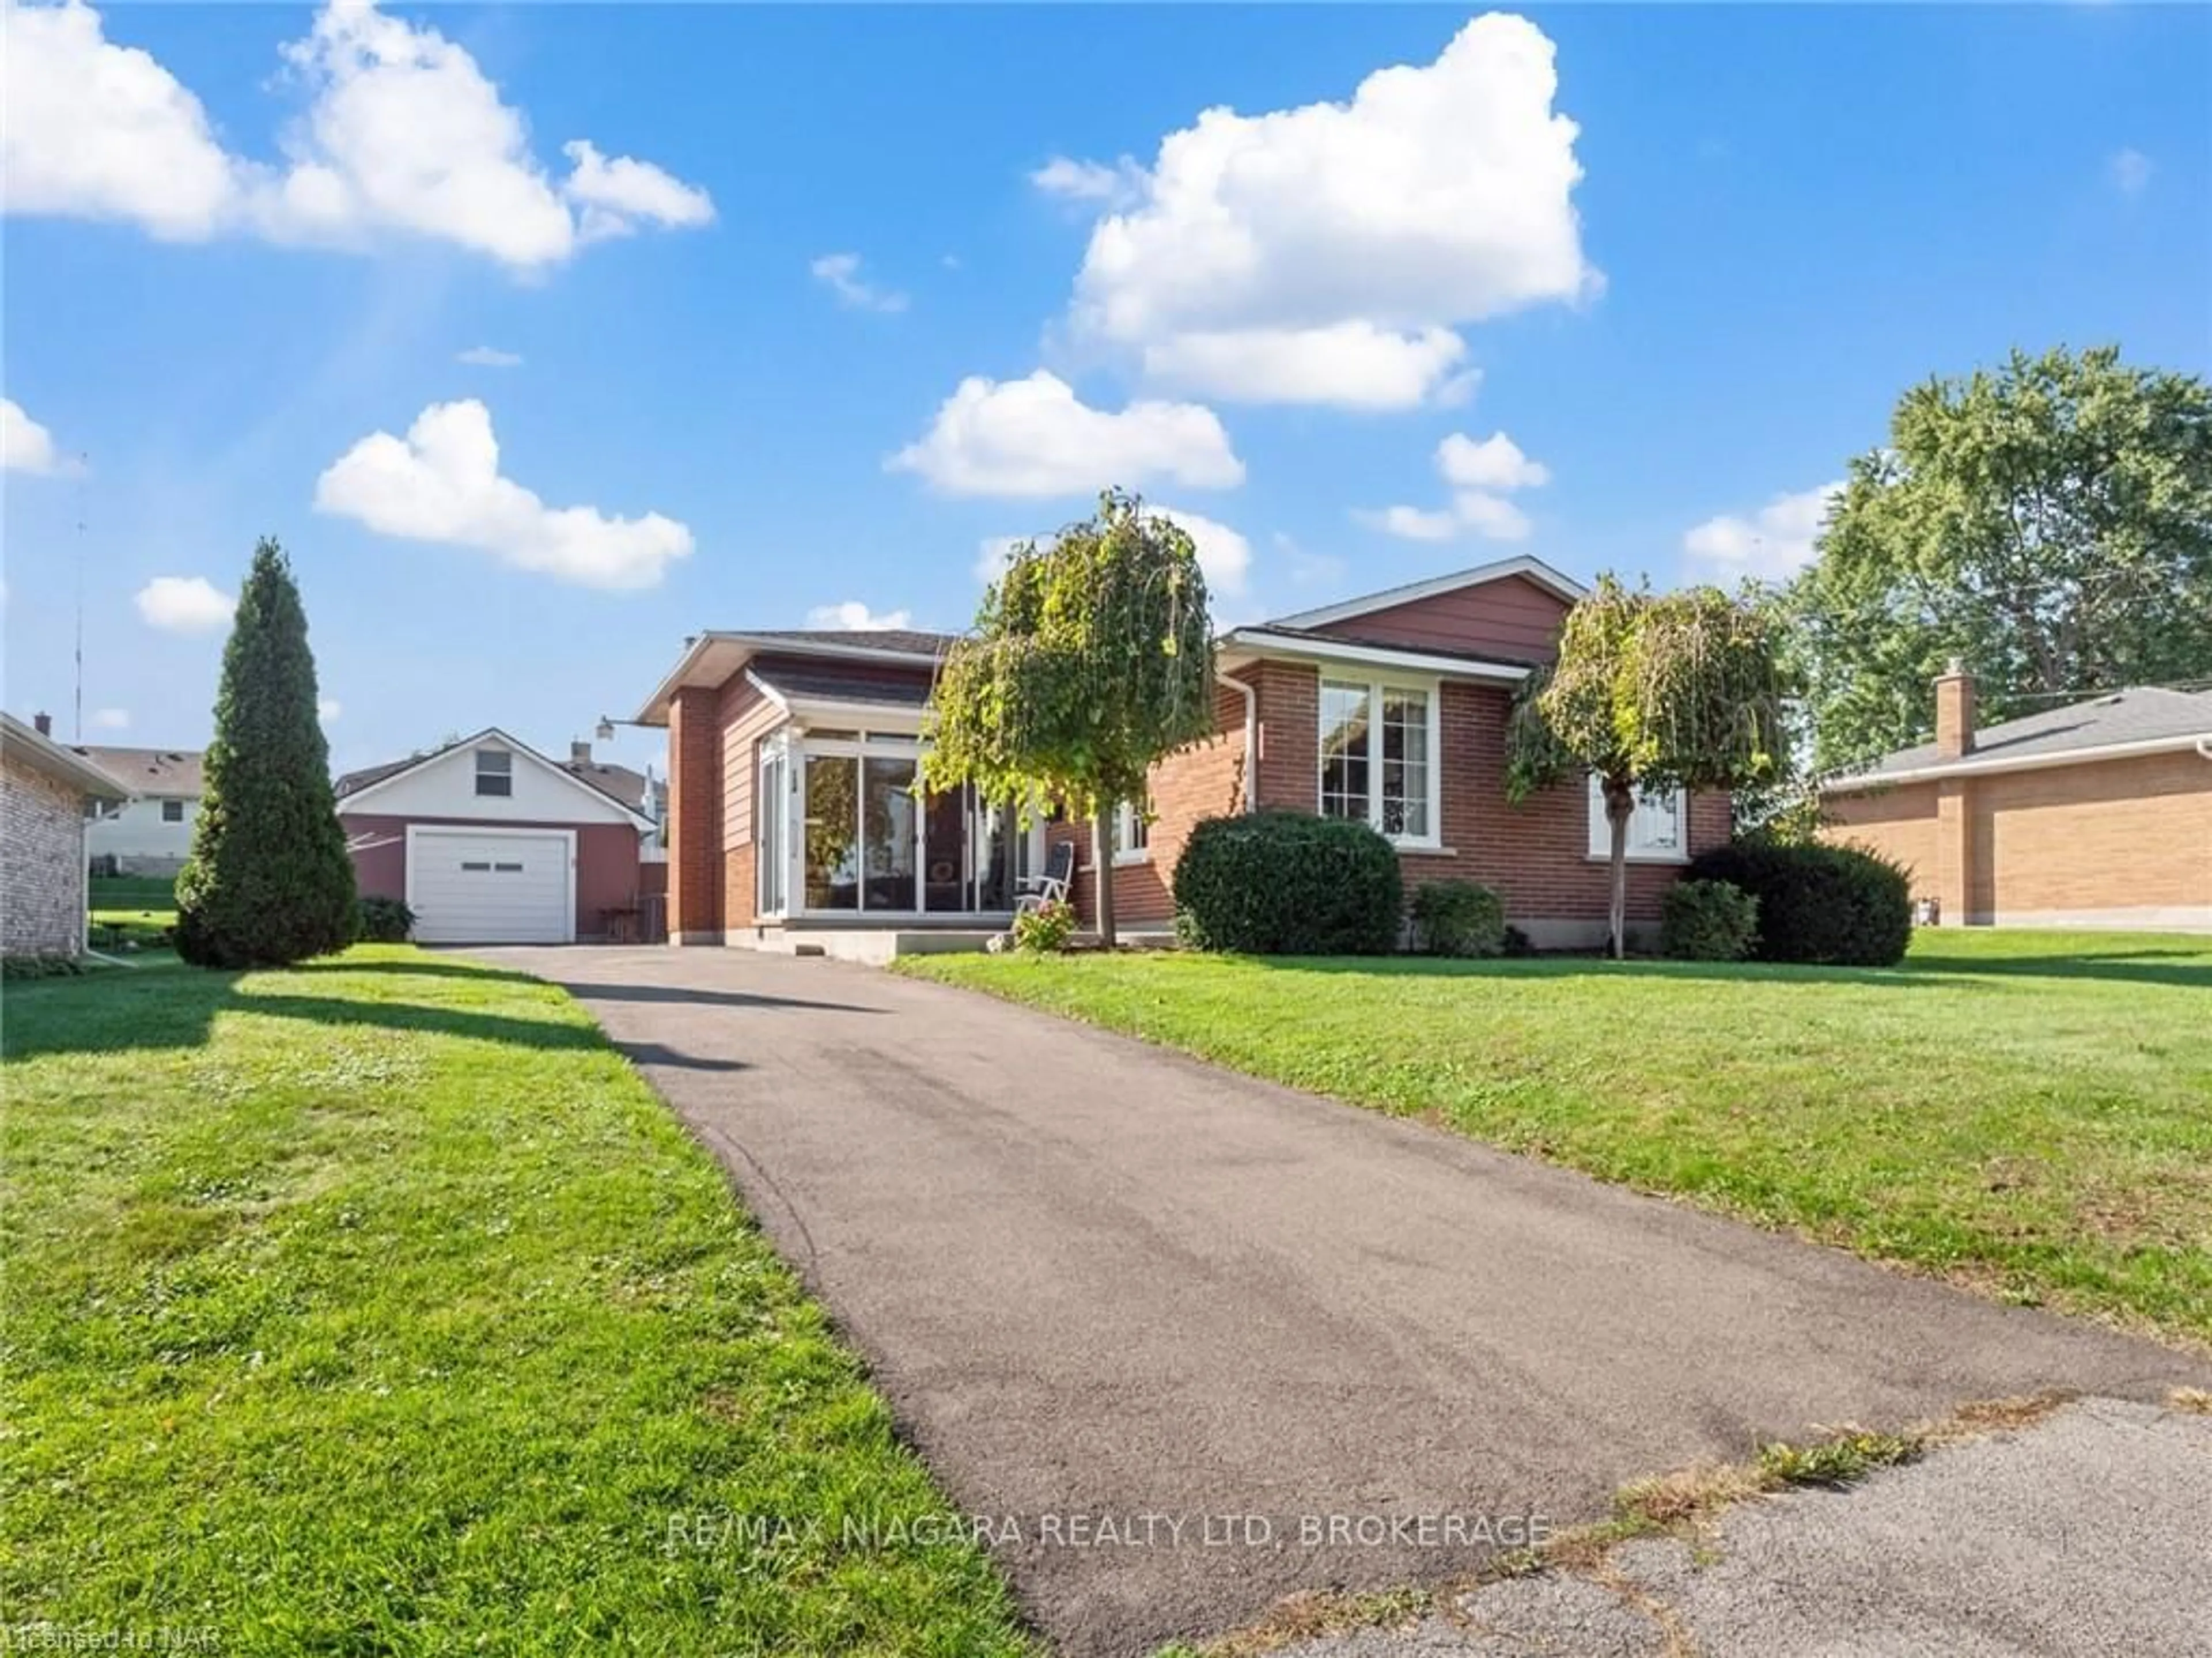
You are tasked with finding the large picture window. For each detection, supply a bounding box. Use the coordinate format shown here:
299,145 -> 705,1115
1585,777 -> 1687,862
1319,678 -> 1437,844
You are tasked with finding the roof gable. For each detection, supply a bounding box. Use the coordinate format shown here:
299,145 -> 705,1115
634,629 -> 955,725
1269,561 -> 1581,663
1268,556 -> 1585,633
335,729 -> 652,826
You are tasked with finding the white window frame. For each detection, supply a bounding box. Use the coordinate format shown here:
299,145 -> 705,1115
1585,776 -> 1688,864
474,747 -> 514,798
1112,796 -> 1150,864
1317,676 -> 1442,849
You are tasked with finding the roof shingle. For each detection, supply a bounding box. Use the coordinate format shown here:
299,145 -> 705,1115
1846,685 -> 2212,780
73,745 -> 204,796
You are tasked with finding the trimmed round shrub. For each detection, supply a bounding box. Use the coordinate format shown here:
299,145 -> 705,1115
1660,878 -> 1759,962
1410,879 -> 1506,957
1173,810 -> 1403,955
1685,841 -> 1912,966
355,896 -> 418,943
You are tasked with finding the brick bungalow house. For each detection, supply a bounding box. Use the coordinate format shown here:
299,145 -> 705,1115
1822,667 -> 2212,931
636,556 -> 1728,953
2,711 -> 129,958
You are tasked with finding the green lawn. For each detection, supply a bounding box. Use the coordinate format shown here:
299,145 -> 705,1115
904,931 -> 2212,1349
88,873 -> 177,957
2,948 -> 1032,1656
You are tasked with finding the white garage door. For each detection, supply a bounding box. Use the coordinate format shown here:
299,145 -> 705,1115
407,828 -> 573,944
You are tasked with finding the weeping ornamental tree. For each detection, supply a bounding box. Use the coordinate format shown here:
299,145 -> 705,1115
922,490 -> 1215,947
1506,578 -> 1791,959
175,538 -> 358,968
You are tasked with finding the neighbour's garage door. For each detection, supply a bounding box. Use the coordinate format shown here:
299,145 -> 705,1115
407,829 -> 573,944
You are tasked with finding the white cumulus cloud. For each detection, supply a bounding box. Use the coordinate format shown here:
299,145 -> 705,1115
1029,154 -> 1144,206
1682,480 -> 1846,579
1437,431 -> 1550,491
559,139 -> 714,242
314,400 -> 694,590
1,397 -> 66,474
891,370 -> 1244,498
1142,323 -> 1478,413
319,697 -> 343,723
1,0 -> 713,270
1061,13 -> 1596,409
90,707 -> 130,730
457,346 -> 522,368
809,252 -> 908,313
135,575 -> 236,633
1359,428 -> 1548,543
805,601 -> 913,631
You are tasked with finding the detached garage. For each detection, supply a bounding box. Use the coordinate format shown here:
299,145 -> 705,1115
338,730 -> 656,944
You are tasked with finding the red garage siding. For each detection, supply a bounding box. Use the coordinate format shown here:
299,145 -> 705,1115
342,813 -> 643,941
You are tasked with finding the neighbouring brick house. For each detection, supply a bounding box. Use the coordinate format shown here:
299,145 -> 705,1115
1822,667 -> 2212,931
2,711 -> 129,958
636,557 -> 1730,953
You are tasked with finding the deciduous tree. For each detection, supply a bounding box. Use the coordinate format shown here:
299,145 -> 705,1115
1507,578 -> 1790,958
1790,346 -> 2212,771
923,490 -> 1215,947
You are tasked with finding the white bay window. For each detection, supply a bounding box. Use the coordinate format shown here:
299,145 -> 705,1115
1319,678 -> 1439,845
1586,777 -> 1687,862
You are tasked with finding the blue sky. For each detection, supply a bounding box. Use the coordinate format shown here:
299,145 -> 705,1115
3,2 -> 2205,783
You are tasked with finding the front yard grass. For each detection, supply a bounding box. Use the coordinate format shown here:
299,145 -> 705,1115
2,947 -> 1031,1656
903,929 -> 2212,1349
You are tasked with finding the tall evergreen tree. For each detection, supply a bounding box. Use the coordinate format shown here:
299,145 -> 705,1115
175,538 -> 358,968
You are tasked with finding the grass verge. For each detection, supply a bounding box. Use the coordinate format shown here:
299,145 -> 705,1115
903,929 -> 2212,1347
2,947 -> 1031,1656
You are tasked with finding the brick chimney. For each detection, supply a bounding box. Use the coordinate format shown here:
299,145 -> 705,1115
570,739 -> 592,766
33,711 -> 52,737
1933,659 -> 1976,759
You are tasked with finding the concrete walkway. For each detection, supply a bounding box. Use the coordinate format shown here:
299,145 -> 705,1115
475,945 -> 2209,1658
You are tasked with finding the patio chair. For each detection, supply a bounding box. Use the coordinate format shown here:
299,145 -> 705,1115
1013,839 -> 1077,917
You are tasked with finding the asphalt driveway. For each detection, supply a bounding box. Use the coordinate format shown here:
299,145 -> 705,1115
476,944 -> 2207,1658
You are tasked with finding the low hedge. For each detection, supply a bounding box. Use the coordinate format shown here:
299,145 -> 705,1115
355,896 -> 418,943
1173,810 -> 1403,955
1660,878 -> 1759,962
1685,841 -> 1911,966
1410,880 -> 1506,957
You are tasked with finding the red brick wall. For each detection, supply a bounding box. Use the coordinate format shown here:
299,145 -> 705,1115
1052,676 -> 1253,925
666,686 -> 722,942
1827,753 -> 2212,925
341,813 -> 642,940
1058,662 -> 1728,938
